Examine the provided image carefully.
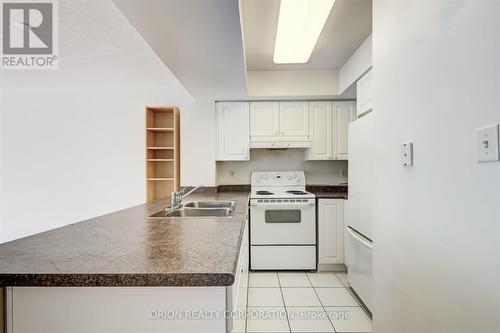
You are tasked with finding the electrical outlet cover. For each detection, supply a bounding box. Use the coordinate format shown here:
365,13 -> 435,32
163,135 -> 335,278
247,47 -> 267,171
401,142 -> 413,167
477,124 -> 499,163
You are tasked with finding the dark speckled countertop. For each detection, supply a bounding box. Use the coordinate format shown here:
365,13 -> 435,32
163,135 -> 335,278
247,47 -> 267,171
0,192 -> 249,287
306,185 -> 348,200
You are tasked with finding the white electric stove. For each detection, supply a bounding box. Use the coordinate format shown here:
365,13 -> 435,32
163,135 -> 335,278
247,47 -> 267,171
250,171 -> 317,270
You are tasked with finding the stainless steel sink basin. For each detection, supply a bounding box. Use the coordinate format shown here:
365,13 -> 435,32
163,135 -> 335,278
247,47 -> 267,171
165,207 -> 233,217
184,200 -> 236,209
148,206 -> 234,218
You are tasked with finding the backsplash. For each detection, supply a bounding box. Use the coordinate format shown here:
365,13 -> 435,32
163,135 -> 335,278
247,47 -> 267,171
216,149 -> 348,185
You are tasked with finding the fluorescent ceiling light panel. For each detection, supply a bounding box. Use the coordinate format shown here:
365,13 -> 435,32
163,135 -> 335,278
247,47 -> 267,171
273,0 -> 336,64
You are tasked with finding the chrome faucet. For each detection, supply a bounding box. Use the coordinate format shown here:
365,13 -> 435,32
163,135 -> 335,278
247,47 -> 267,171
170,185 -> 203,208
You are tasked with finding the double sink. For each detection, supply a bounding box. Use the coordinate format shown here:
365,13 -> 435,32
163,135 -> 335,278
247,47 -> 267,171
149,200 -> 236,218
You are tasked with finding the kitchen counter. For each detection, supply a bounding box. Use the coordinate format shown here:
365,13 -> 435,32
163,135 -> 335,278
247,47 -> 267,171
0,191 -> 249,287
307,185 -> 348,200
313,192 -> 348,199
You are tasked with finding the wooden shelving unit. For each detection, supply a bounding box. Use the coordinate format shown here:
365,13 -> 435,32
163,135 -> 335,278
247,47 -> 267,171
146,106 -> 180,202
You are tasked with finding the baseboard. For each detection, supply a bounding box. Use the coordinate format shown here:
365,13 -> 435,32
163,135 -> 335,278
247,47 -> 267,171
317,263 -> 347,272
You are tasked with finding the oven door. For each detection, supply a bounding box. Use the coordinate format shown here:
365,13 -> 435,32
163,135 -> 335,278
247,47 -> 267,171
250,199 -> 316,245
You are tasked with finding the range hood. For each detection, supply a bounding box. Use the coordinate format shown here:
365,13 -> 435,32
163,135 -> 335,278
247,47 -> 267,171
250,140 -> 311,149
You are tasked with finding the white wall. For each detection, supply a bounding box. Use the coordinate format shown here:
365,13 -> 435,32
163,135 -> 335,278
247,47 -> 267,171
216,149 -> 348,185
247,70 -> 339,97
372,1 -> 500,332
0,0 -> 195,243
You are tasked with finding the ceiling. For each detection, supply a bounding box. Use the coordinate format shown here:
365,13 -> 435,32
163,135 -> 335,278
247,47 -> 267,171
113,0 -> 370,99
112,0 -> 248,101
241,0 -> 372,71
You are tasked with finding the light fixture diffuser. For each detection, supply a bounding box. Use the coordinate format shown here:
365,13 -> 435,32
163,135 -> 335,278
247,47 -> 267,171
273,0 -> 336,64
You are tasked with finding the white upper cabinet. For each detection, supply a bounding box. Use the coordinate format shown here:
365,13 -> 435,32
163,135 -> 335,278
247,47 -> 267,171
249,101 -> 310,148
279,102 -> 309,137
334,101 -> 357,160
305,101 -> 333,160
305,101 -> 355,160
249,102 -> 280,137
215,102 -> 250,161
356,69 -> 373,117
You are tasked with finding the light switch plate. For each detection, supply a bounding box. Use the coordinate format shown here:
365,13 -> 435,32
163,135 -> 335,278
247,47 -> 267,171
401,142 -> 413,167
477,124 -> 499,163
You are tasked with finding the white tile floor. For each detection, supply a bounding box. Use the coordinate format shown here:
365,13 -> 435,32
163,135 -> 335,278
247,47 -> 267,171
245,271 -> 372,333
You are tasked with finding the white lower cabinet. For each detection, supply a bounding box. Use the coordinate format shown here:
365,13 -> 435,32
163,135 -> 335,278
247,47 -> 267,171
318,199 -> 345,269
6,286 -> 227,333
228,213 -> 249,333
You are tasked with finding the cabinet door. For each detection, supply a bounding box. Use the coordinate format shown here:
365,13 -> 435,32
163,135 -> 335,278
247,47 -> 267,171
250,102 -> 280,137
356,69 -> 373,117
318,199 -> 344,265
334,101 -> 356,160
306,101 -> 333,160
279,101 -> 309,137
216,102 -> 250,161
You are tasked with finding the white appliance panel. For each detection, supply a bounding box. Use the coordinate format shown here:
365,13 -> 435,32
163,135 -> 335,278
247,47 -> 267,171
345,227 -> 373,311
251,246 -> 316,270
346,112 -> 374,310
347,113 -> 374,239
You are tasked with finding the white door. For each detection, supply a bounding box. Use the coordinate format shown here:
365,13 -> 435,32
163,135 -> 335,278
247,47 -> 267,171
318,199 -> 344,265
250,102 -> 280,137
279,101 -> 309,138
334,101 -> 356,160
346,113 -> 374,240
306,101 -> 333,160
215,102 -> 250,161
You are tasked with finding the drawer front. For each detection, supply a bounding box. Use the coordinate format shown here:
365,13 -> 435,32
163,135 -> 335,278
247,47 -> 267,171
251,245 -> 316,270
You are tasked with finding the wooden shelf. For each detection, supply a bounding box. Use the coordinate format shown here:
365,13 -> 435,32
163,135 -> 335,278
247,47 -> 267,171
146,106 -> 180,202
147,128 -> 174,132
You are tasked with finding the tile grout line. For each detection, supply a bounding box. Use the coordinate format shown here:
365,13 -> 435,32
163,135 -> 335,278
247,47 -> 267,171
277,273 -> 292,333
306,272 -> 337,333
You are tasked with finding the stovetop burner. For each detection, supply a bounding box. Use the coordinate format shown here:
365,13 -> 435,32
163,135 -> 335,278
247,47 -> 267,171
256,190 -> 274,195
287,190 -> 307,195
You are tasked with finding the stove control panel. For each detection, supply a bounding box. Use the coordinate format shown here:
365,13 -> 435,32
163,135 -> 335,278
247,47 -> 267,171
251,171 -> 306,187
